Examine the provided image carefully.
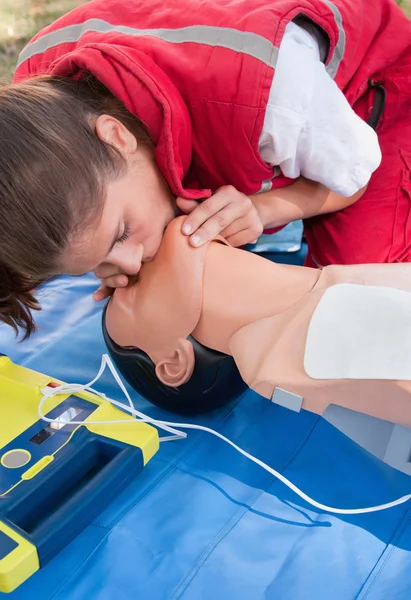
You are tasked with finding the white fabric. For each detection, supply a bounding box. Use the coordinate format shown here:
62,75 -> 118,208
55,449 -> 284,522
304,284 -> 411,381
258,21 -> 382,196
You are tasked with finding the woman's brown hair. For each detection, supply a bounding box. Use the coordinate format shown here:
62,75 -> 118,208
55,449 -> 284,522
0,74 -> 151,339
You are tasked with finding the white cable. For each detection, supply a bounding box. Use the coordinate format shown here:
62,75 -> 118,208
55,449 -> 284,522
39,354 -> 411,515
38,354 -> 186,442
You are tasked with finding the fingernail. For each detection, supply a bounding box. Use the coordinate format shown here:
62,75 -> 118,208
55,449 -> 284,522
182,223 -> 192,234
191,235 -> 201,247
118,277 -> 127,286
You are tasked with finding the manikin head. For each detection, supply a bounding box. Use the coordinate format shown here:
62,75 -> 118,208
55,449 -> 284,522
103,218 -> 247,415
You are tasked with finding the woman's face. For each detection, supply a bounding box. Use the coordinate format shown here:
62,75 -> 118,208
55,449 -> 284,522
61,116 -> 176,278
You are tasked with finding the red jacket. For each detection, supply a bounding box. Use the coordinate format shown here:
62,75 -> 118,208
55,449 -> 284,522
14,0 -> 411,202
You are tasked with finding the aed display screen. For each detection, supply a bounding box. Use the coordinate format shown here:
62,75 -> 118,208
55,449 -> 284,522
29,407 -> 83,445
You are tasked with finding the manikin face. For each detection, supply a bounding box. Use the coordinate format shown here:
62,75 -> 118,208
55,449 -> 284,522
105,217 -> 209,386
61,115 -> 176,278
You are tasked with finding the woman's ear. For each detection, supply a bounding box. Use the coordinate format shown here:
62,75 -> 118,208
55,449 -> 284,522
155,339 -> 195,387
95,114 -> 137,156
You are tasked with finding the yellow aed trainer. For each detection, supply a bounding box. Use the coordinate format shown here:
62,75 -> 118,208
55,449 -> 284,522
0,354 -> 159,593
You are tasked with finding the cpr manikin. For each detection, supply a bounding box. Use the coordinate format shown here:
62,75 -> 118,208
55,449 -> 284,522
103,217 -> 411,427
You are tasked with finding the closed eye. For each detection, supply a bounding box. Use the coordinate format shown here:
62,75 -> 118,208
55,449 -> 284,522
116,222 -> 131,245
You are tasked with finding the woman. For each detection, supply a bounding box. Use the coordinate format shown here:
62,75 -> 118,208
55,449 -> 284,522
1,0 -> 410,337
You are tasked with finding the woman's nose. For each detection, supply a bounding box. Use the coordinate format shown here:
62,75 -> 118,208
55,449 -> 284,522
109,243 -> 144,275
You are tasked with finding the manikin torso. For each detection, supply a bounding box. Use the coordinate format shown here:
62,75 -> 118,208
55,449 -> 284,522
106,217 -> 411,427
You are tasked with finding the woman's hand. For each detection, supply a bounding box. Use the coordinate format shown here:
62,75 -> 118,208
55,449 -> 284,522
92,265 -> 129,301
177,185 -> 264,247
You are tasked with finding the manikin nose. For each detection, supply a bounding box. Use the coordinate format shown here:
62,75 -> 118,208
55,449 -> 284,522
109,243 -> 144,275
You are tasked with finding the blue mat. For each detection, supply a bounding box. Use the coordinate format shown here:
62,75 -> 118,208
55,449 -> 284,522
0,272 -> 410,600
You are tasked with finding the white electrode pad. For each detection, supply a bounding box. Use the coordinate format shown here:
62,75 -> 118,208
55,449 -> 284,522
304,283 -> 411,380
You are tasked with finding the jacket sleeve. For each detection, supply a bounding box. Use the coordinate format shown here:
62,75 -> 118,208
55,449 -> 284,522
258,21 -> 382,197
